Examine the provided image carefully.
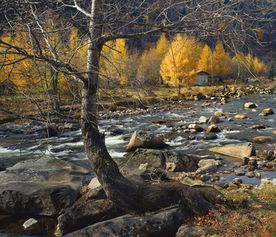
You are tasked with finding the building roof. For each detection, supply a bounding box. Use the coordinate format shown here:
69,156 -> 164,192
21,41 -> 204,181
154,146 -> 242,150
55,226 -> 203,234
196,70 -> 209,75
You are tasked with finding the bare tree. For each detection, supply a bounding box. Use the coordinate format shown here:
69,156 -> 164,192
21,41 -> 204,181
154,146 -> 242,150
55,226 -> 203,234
0,0 -> 275,213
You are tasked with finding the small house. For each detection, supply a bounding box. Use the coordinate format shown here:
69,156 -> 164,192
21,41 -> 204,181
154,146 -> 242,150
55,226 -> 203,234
194,70 -> 209,86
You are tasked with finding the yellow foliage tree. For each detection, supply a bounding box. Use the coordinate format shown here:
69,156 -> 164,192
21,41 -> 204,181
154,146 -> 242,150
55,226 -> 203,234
212,41 -> 230,76
137,47 -> 160,86
160,34 -> 199,95
68,27 -> 88,71
156,33 -> 169,58
253,56 -> 266,75
197,44 -> 213,74
0,30 -> 39,90
100,38 -> 129,86
233,52 -> 267,76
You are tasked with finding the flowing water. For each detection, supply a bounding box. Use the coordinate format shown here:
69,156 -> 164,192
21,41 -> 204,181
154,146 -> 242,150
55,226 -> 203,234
0,94 -> 275,172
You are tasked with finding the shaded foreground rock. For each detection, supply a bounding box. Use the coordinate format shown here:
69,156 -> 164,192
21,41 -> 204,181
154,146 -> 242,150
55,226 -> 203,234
176,224 -> 212,237
56,188 -> 125,236
122,149 -> 200,173
64,207 -> 189,237
209,142 -> 254,159
0,157 -> 92,216
126,130 -> 168,151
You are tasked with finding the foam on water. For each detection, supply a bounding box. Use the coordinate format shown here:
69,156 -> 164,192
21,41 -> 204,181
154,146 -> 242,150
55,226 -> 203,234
109,150 -> 126,159
105,135 -> 126,146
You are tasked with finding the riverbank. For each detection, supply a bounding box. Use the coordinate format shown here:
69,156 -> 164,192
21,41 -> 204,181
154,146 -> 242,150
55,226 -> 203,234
1,81 -> 275,125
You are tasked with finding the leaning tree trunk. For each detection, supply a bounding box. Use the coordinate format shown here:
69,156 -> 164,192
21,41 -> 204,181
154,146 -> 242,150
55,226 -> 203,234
81,0 -> 224,216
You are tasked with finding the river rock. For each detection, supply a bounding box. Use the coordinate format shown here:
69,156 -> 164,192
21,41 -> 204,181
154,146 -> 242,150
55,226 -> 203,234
23,218 -> 39,230
198,116 -> 208,124
234,169 -> 246,176
214,111 -> 224,117
256,150 -> 275,161
209,142 -> 255,159
208,116 -> 220,124
248,124 -> 266,129
188,124 -> 204,132
56,188 -> 124,236
126,130 -> 168,152
234,114 -> 247,119
64,207 -> 188,237
260,108 -> 274,116
0,157 -> 92,216
206,124 -> 221,133
176,224 -> 211,237
251,136 -> 276,144
232,178 -> 242,185
203,133 -> 218,140
244,102 -> 257,108
178,177 -> 204,186
195,159 -> 221,175
245,171 -> 255,178
122,149 -> 199,173
260,178 -> 276,187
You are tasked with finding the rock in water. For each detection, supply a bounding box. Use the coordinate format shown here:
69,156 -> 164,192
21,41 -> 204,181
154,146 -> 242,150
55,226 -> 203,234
0,157 -> 92,216
244,102 -> 257,108
126,130 -> 168,151
234,114 -> 247,119
198,116 -> 208,124
260,108 -> 274,116
23,218 -> 38,230
206,124 -> 221,133
209,142 -> 255,159
251,136 -> 276,144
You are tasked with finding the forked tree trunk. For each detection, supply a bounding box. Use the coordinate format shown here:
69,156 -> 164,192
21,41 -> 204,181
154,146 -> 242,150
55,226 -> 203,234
81,0 -> 223,215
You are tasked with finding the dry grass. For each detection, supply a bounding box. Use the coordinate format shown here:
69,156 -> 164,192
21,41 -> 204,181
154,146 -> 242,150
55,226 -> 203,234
190,186 -> 276,237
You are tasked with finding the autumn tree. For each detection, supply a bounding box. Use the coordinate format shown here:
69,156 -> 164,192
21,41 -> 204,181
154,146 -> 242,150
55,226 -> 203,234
198,44 -> 213,75
212,41 -> 230,77
136,47 -> 160,86
137,33 -> 170,86
160,34 -> 200,95
232,52 -> 267,78
100,39 -> 129,87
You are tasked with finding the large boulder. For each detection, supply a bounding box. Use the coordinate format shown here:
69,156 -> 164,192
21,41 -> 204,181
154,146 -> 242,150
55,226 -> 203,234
56,188 -> 124,236
126,131 -> 168,152
0,155 -> 32,171
209,142 -> 255,159
122,149 -> 199,173
64,207 -> 189,237
0,157 -> 92,216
